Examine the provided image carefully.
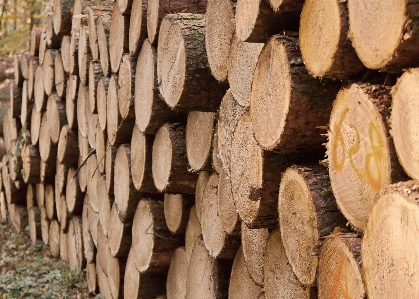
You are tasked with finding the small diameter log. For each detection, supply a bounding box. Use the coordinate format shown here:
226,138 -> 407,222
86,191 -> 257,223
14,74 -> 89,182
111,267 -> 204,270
34,66 -> 47,112
21,80 -> 31,129
185,205 -> 202,265
28,206 -> 42,244
107,253 -> 127,299
362,181 -> 419,299
202,172 -> 240,258
132,199 -> 182,273
87,202 -> 99,247
77,83 -> 89,137
26,183 -> 37,209
78,28 -> 93,85
22,144 -> 41,184
87,114 -> 99,149
49,220 -> 61,257
118,54 -> 136,119
66,75 -> 78,128
235,0 -> 300,42
128,0 -> 147,57
86,154 -> 100,212
35,183 -> 45,208
38,26 -> 47,65
57,125 -> 79,166
60,231 -> 69,262
185,236 -> 232,299
186,111 -> 215,172
45,184 -> 56,220
54,52 -> 67,98
278,165 -> 346,286
218,167 -> 240,235
61,36 -> 71,73
39,113 -> 57,163
8,140 -> 23,183
30,108 -> 41,146
46,93 -> 66,144
82,198 -> 96,264
327,84 -> 408,231
58,194 -> 71,232
108,203 -> 132,257
40,159 -> 56,184
166,247 -> 188,299
66,167 -> 84,215
97,76 -> 110,131
87,263 -> 98,294
40,207 -> 50,244
53,0 -> 74,37
229,246 -> 263,299
95,127 -> 106,174
264,230 -> 311,299
0,192 -> 6,223
348,0 -> 419,72
227,36 -> 263,107
109,3 -> 130,73
105,145 -> 118,195
195,171 -> 211,224
250,35 -> 341,152
299,0 -> 364,79
97,14 -> 112,76
88,8 -> 100,60
13,53 -> 24,87
56,161 -> 68,195
43,50 -> 57,96
68,216 -> 86,271
28,58 -> 40,100
135,39 -> 178,134
9,80 -> 22,118
107,75 -> 135,145
131,126 -> 157,193
205,0 -> 236,82
8,203 -> 28,234
97,221 -> 108,274
157,14 -> 227,111
98,174 -> 113,236
152,123 -> 198,193
318,233 -> 365,299
212,124 -> 223,174
164,193 -> 194,235
147,0 -> 207,44
391,68 -> 419,180
70,29 -> 80,75
78,131 -> 90,162
30,26 -> 42,56
88,60 -> 103,114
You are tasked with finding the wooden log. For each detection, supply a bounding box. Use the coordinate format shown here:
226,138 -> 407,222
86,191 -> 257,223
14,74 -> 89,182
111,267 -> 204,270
362,180 -> 419,299
134,39 -> 179,134
132,199 -> 182,273
250,35 -> 341,152
327,84 -> 408,231
86,262 -> 99,294
28,205 -> 42,244
38,26 -> 47,65
152,123 -> 198,193
40,206 -> 50,244
185,205 -> 202,265
128,0 -> 147,57
166,247 -> 188,299
54,52 -> 67,98
95,126 -> 106,174
45,184 -> 56,220
13,53 -> 24,87
30,26 -> 42,56
390,68 -> 419,180
97,76 -> 110,131
205,0 -> 236,82
27,58 -> 39,100
107,75 -> 135,145
77,154 -> 88,194
55,161 -> 67,195
278,165 -> 346,286
195,170 -> 210,224
87,202 -> 99,248
97,264 -> 113,298
186,111 -> 215,172
202,172 -> 240,258
61,36 -> 71,73
229,246 -> 263,299
8,203 -> 28,234
46,93 -> 66,144
71,0 -> 83,29
107,253 -> 127,299
163,193 -> 194,235
39,113 -> 57,163
22,144 -> 41,184
9,80 -> 22,118
299,0 -> 364,79
97,13 -> 112,77
30,107 -> 41,146
26,183 -> 36,209
35,183 -> 45,208
57,125 -> 79,166
96,221 -> 109,274
87,7 -> 106,60
65,75 -> 78,128
218,167 -> 240,235
118,54 -> 136,119
69,29 -> 80,75
0,192 -> 6,223
87,114 -> 99,149
88,60 -> 103,114
77,83 -> 89,137
185,235 -> 232,299
43,49 -> 57,96
78,27 -> 93,85
58,194 -> 71,232
60,230 -> 69,262
108,203 -> 132,257
109,3 -> 130,73
318,233 -> 365,299
40,159 -> 56,184
8,139 -> 23,182
211,124 -> 223,174
34,66 -> 47,112
20,81 -> 31,129
98,174 -> 112,236
49,220 -> 61,257
87,154 -> 100,212
264,229 -> 312,299
157,14 -> 227,111
105,145 -> 118,195
20,54 -> 38,81
82,198 -> 96,264
68,216 -> 86,271
235,0 -> 300,42
66,167 -> 84,215
348,0 -> 419,72
53,0 -> 74,37
146,0 -> 207,44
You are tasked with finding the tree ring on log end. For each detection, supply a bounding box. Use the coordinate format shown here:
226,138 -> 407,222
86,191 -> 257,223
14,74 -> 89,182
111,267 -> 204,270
235,0 -> 262,42
166,247 -> 188,299
152,125 -> 173,192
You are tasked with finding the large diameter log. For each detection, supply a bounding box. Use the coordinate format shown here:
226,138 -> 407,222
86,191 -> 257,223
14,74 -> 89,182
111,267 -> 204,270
97,76 -> 110,131
157,14 -> 227,111
46,93 -> 66,144
250,35 -> 341,152
235,0 -> 300,42
132,199 -> 182,273
108,203 -> 132,257
43,50 -> 57,96
57,125 -> 79,166
229,246 -> 263,299
54,52 -> 68,98
166,247 -> 188,299
30,26 -> 42,56
152,123 -> 198,193
109,3 -> 130,73
129,0 -> 147,57
88,60 -> 103,114
299,0 -> 364,79
53,0 -> 74,36
22,144 -> 41,184
348,0 -> 419,72
185,236 -> 232,299
134,39 -> 178,134
205,0 -> 236,82
186,111 -> 215,172
68,216 -> 86,271
264,229 -> 312,299
318,233 -> 365,299
362,181 -> 419,299
185,205 -> 202,265
164,193 -> 194,235
278,165 -> 346,287
118,54 -> 136,119
97,14 -> 112,76
391,68 -> 419,180
39,113 -> 57,163
34,66 -> 47,112
327,84 -> 408,231
66,167 -> 84,214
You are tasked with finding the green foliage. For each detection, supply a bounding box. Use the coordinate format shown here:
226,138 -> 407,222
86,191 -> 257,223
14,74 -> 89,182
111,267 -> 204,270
0,26 -> 30,55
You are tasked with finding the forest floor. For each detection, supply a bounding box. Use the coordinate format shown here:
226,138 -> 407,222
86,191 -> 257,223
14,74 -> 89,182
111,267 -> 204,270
0,218 -> 95,299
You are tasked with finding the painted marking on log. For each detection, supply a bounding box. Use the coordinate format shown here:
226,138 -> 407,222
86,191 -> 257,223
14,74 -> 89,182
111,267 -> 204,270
331,254 -> 351,299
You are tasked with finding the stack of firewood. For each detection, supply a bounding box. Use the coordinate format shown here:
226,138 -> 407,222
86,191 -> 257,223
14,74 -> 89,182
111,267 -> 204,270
1,0 -> 419,298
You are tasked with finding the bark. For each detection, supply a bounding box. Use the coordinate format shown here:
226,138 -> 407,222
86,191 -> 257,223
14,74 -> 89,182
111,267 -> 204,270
117,54 -> 136,120
43,49 -> 58,96
128,0 -> 147,57
97,76 -> 110,131
53,0 -> 74,36
108,3 -> 129,73
40,159 -> 56,184
68,216 -> 86,271
46,93 -> 66,144
108,202 -> 132,257
54,52 -> 68,98
8,139 -> 23,182
22,144 -> 41,184
57,125 -> 79,166
66,167 -> 84,215
88,60 -> 103,114
163,193 -> 194,235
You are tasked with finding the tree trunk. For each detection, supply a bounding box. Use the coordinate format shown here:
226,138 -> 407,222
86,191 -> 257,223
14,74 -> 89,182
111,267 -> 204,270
68,216 -> 86,271
185,205 -> 202,265
97,76 -> 110,131
57,125 -> 79,166
88,60 -> 103,114
163,193 -> 194,235
118,54 -> 136,120
97,13 -> 112,76
52,0 -> 74,37
109,3 -> 129,73
66,167 -> 84,215
54,52 -> 68,98
46,93 -> 66,144
157,13 -> 227,111
22,144 -> 40,184
108,202 -> 132,257
128,0 -> 147,57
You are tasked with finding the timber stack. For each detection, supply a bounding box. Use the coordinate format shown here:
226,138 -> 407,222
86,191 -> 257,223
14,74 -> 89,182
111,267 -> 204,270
1,0 -> 419,298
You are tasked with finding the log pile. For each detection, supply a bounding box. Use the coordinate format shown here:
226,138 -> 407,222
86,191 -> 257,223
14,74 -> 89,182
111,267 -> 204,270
1,0 -> 419,298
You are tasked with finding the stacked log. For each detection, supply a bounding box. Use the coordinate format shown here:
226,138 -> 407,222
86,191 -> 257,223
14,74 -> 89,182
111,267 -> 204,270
3,0 -> 419,298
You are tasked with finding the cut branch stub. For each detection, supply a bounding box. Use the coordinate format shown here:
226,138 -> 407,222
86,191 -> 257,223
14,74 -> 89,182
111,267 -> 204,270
157,13 -> 227,111
128,0 -> 147,57
118,54 -> 136,120
58,125 -> 79,166
235,0 -> 300,42
327,84 -> 408,231
250,35 -> 341,152
152,123 -> 198,194
299,0 -> 364,79
46,93 -> 67,144
108,203 -> 132,258
278,165 -> 346,287
164,193 -> 194,235
318,233 -> 365,299
348,0 -> 419,72
53,0 -> 74,37
109,3 -> 129,73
